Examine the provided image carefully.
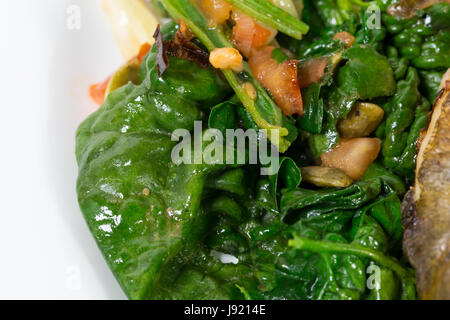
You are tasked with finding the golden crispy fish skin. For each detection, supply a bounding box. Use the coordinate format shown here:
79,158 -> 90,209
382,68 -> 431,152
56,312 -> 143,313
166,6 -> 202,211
402,69 -> 450,300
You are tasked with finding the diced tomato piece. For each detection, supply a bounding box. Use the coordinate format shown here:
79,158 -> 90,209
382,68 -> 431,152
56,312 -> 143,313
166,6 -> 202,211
89,76 -> 111,105
249,46 -> 303,116
232,13 -> 254,57
250,23 -> 274,49
137,42 -> 151,64
232,11 -> 276,58
298,57 -> 328,88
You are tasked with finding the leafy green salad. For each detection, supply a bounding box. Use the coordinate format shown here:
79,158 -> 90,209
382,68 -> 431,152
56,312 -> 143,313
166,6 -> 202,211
77,0 -> 450,299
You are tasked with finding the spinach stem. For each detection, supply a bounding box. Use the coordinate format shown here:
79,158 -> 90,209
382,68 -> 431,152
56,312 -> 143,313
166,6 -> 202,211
160,0 -> 291,151
288,236 -> 412,279
224,0 -> 309,39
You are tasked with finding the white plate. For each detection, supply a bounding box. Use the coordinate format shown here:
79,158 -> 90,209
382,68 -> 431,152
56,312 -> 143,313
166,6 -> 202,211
0,0 -> 126,299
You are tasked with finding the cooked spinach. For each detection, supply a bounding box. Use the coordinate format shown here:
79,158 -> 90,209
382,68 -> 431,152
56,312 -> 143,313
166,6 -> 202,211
307,45 -> 396,157
76,0 -> 450,300
375,2 -> 449,182
159,0 -> 299,152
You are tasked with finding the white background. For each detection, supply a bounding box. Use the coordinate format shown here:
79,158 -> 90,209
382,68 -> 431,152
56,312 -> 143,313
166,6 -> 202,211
0,0 -> 126,299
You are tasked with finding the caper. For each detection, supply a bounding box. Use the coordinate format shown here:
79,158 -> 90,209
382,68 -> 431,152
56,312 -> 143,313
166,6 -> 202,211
301,166 -> 353,188
338,102 -> 384,138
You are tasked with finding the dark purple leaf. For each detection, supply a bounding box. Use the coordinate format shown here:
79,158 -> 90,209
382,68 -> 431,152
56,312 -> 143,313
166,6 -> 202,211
153,24 -> 169,77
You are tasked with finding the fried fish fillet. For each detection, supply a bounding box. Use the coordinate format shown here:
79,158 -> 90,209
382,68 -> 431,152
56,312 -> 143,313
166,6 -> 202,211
402,69 -> 450,300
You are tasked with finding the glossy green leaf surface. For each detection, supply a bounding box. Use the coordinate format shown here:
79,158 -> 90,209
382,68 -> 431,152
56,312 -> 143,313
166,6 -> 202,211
73,2 -> 450,300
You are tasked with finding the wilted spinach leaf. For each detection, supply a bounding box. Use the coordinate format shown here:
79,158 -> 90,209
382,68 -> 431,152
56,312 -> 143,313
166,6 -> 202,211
308,45 -> 396,157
